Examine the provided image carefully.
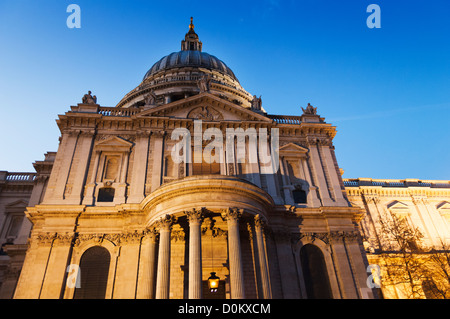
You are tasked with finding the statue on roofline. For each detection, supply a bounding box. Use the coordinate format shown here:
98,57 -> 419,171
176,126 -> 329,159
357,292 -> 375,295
143,90 -> 157,107
302,103 -> 317,115
82,91 -> 97,104
251,95 -> 262,110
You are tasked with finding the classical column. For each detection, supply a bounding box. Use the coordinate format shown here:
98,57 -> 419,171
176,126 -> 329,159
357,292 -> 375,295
136,228 -> 158,299
221,208 -> 245,299
186,208 -> 204,299
254,215 -> 272,299
155,214 -> 176,299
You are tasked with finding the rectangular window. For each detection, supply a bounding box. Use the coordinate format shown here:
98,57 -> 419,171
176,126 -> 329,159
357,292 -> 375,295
293,189 -> 307,204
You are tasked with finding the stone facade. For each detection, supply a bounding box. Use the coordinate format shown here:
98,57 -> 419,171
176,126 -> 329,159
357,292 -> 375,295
0,152 -> 55,298
344,178 -> 450,298
0,20 -> 448,299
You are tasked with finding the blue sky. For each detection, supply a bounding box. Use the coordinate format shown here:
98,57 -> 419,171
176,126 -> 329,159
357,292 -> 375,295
0,0 -> 449,180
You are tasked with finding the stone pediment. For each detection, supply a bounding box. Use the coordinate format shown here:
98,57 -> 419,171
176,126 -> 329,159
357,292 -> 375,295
136,92 -> 272,123
388,201 -> 410,216
6,200 -> 28,208
438,202 -> 450,220
437,201 -> 450,210
5,200 -> 28,213
95,136 -> 134,152
279,143 -> 308,158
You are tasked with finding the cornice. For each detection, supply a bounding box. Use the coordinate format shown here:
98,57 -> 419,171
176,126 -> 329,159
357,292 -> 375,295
290,230 -> 361,246
345,186 -> 450,198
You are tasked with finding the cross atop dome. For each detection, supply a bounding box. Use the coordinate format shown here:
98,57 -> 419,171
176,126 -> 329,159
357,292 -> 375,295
181,17 -> 202,52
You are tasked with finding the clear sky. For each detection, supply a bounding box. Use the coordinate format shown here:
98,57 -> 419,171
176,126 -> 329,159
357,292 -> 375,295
0,0 -> 449,180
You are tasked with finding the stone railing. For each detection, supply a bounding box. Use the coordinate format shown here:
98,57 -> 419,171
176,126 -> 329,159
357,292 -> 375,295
0,172 -> 36,182
97,107 -> 141,117
267,115 -> 302,124
343,178 -> 450,188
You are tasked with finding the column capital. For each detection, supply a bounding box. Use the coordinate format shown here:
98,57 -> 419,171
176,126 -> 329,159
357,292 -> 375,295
254,214 -> 267,231
221,207 -> 243,222
66,129 -> 81,137
79,129 -> 96,137
156,214 -> 177,231
135,130 -> 151,138
35,232 -> 57,247
143,227 -> 159,243
185,207 -> 205,224
53,232 -> 75,247
151,129 -> 166,138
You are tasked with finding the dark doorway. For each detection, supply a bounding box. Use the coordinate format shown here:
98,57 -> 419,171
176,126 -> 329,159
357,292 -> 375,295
73,246 -> 111,299
300,244 -> 333,299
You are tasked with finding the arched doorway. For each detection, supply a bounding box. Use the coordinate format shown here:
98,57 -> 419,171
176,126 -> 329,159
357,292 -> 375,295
74,246 -> 111,299
300,244 -> 332,299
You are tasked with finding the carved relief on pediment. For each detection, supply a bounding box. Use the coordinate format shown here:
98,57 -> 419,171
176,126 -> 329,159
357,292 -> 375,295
187,106 -> 223,121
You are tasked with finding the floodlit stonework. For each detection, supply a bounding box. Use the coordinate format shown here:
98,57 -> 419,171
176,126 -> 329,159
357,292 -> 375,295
0,20 -> 448,299
344,178 -> 450,299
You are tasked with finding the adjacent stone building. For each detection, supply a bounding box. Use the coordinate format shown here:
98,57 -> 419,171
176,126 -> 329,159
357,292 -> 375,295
0,152 -> 55,298
345,178 -> 450,299
0,19 -> 448,299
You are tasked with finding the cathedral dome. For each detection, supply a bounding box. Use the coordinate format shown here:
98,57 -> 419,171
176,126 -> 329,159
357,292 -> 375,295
143,50 -> 238,83
116,18 -> 253,109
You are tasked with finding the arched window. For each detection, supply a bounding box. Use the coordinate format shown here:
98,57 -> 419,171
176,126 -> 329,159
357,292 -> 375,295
74,246 -> 111,299
300,244 -> 332,299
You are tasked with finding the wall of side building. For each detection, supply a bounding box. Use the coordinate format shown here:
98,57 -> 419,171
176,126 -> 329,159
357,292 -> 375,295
0,152 -> 55,298
344,178 -> 450,298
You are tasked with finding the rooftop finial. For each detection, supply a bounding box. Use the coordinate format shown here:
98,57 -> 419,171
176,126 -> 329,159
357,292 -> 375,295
181,17 -> 202,51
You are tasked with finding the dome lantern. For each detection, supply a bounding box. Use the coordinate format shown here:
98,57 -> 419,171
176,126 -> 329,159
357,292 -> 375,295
181,17 -> 202,52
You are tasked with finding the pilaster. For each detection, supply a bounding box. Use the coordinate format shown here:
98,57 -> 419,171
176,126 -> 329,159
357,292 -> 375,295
65,130 -> 95,205
113,232 -> 142,298
151,131 -> 165,193
39,233 -> 74,299
43,130 -> 79,204
307,138 -> 334,206
128,131 -> 150,203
